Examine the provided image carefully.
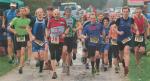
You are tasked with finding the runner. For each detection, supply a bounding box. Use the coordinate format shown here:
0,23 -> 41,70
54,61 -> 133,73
9,7 -> 32,74
32,8 -> 46,73
43,6 -> 54,70
116,6 -> 138,76
81,13 -> 91,69
132,7 -> 148,64
109,21 -> 121,73
62,7 -> 77,75
47,9 -> 67,79
82,13 -> 104,75
2,2 -> 17,64
101,17 -> 110,71
24,6 -> 33,65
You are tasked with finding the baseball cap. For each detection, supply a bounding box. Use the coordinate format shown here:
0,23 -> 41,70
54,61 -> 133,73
10,2 -> 17,7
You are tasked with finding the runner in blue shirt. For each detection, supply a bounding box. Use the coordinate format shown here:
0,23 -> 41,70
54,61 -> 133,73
2,2 -> 17,64
116,6 -> 139,76
82,13 -> 104,75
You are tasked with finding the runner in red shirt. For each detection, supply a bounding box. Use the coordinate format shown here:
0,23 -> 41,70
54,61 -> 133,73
47,9 -> 67,79
132,7 -> 148,65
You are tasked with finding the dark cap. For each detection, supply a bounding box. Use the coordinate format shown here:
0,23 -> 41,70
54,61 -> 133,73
47,6 -> 54,11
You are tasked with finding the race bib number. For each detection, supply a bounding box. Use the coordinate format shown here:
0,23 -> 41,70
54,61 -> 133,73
51,36 -> 59,44
90,37 -> 99,43
135,36 -> 143,42
34,40 -> 44,46
111,39 -> 117,45
122,37 -> 131,44
16,36 -> 25,42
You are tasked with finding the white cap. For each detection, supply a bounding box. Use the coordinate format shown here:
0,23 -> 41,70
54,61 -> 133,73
10,3 -> 17,7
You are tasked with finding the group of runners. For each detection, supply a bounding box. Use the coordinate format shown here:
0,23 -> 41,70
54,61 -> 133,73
0,2 -> 149,79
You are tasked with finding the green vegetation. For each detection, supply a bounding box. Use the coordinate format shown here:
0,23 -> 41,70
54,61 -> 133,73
129,40 -> 150,81
0,56 -> 16,76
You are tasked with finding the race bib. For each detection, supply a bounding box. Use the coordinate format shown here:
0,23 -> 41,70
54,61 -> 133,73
90,37 -> 99,43
135,36 -> 143,42
122,37 -> 131,44
16,36 -> 25,42
34,39 -> 44,46
50,26 -> 64,37
111,39 -> 118,45
51,36 -> 59,44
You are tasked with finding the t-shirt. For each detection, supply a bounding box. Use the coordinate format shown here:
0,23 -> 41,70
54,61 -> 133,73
82,22 -> 103,46
65,16 -> 76,37
48,18 -> 67,43
32,18 -> 46,41
4,9 -> 16,25
10,17 -> 30,35
109,26 -> 118,39
116,17 -> 134,41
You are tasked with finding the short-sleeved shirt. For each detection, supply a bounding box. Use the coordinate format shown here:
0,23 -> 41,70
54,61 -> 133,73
4,9 -> 16,25
47,18 -> 67,43
10,17 -> 30,35
116,17 -> 134,41
82,22 -> 103,46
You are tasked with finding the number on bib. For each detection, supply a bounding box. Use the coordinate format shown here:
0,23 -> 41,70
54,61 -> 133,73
122,37 -> 131,44
111,39 -> 117,45
135,36 -> 143,42
90,37 -> 99,43
51,36 -> 59,44
16,36 -> 25,42
34,40 -> 44,46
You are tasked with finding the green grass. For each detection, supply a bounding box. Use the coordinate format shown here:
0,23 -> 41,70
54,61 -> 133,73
129,40 -> 150,81
0,56 -> 16,76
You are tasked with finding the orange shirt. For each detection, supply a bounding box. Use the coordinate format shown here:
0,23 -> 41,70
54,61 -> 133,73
109,26 -> 118,39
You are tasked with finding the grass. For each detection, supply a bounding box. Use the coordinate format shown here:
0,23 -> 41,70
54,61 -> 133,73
0,56 -> 16,76
129,40 -> 150,81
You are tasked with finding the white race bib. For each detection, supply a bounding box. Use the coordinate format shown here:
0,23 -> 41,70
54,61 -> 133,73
17,36 -> 25,42
51,36 -> 59,44
34,40 -> 44,46
135,36 -> 143,42
90,37 -> 99,43
122,37 -> 131,44
111,39 -> 117,45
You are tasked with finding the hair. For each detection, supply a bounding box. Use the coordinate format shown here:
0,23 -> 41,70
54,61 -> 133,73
122,6 -> 130,12
35,8 -> 44,16
97,12 -> 103,16
110,21 -> 116,26
47,6 -> 54,11
102,17 -> 109,24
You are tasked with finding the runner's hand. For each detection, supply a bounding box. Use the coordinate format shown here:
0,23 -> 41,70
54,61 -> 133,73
61,34 -> 66,38
119,31 -> 124,35
136,31 -> 140,36
31,35 -> 35,41
73,28 -> 77,32
2,24 -> 5,29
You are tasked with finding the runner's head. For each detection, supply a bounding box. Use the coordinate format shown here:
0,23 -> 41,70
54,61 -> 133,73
10,2 -> 17,10
25,6 -> 30,16
53,9 -> 60,19
64,7 -> 72,17
19,7 -> 27,17
135,7 -> 142,16
47,6 -> 54,17
35,8 -> 45,20
102,17 -> 109,27
90,13 -> 97,23
109,12 -> 116,21
122,6 -> 130,19
97,12 -> 104,22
